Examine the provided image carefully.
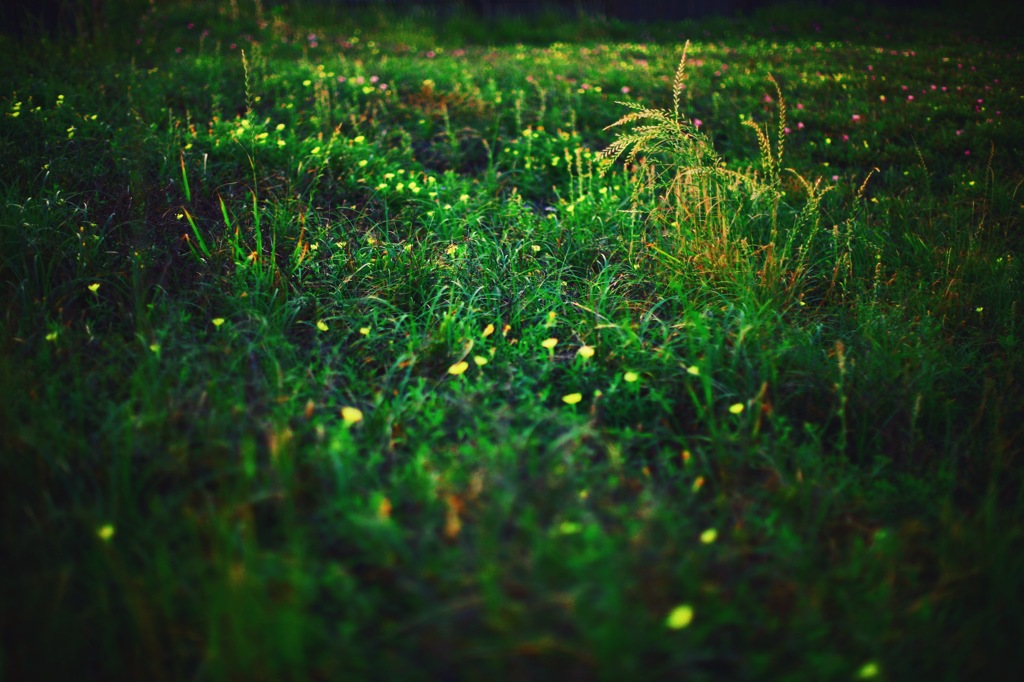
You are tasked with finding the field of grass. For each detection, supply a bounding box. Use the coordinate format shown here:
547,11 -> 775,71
2,1 -> 1022,679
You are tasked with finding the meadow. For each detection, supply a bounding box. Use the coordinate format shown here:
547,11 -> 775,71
2,1 -> 1022,679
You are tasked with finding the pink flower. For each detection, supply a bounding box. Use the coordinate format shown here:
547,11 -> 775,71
175,46 -> 182,53
797,122 -> 805,130
188,22 -> 195,29
621,86 -> 630,94
851,114 -> 861,122
426,51 -> 436,58
907,95 -> 914,101
763,94 -> 773,103
956,129 -> 964,136
842,134 -> 850,142
796,103 -> 804,110
370,75 -> 379,83
337,76 -> 346,83
693,118 -> 703,129
784,126 -> 792,134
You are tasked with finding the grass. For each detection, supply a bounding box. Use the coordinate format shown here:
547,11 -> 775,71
1,1 -> 1022,679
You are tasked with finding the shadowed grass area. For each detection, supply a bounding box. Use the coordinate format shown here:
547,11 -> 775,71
1,1 -> 1022,680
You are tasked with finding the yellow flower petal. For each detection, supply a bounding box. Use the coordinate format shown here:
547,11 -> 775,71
473,356 -> 488,366
686,365 -> 700,376
316,320 -> 329,332
341,406 -> 363,425
562,392 -> 583,405
45,331 -> 58,342
88,283 -> 100,293
541,337 -> 558,349
212,318 -> 225,327
359,327 -> 370,335
729,403 -> 745,414
96,524 -> 115,542
700,528 -> 717,544
577,345 -> 595,359
857,662 -> 881,679
482,323 -> 495,337
666,604 -> 694,630
624,371 -> 639,383
448,361 -> 469,375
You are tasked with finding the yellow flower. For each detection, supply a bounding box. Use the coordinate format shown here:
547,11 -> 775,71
45,331 -> 58,342
88,283 -> 100,293
316,320 -> 329,332
577,345 -> 595,359
562,392 -> 583,405
624,371 -> 639,383
448,361 -> 469,375
700,528 -> 717,544
665,604 -> 694,630
857,662 -> 880,679
359,327 -> 370,336
482,323 -> 495,337
96,524 -> 115,542
473,356 -> 488,366
149,343 -> 160,353
686,365 -> 700,376
341,406 -> 363,425
459,193 -> 470,202
212,318 -> 225,327
541,338 -> 558,349
728,403 -> 744,414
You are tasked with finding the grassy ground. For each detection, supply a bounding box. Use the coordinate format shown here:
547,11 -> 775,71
2,1 -> 1022,679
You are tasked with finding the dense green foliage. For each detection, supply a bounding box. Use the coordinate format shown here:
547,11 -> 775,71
2,1 -> 1022,679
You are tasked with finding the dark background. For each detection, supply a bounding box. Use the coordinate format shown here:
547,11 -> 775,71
0,0 -> 1007,42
